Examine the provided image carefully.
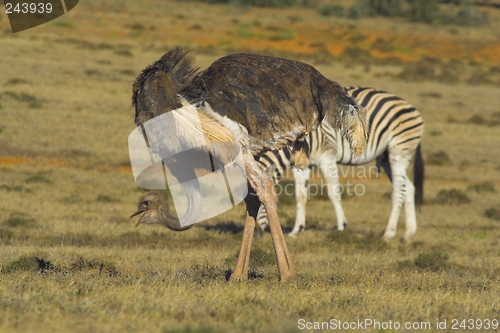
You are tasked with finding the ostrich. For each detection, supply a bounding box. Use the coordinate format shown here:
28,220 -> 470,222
129,48 -> 367,282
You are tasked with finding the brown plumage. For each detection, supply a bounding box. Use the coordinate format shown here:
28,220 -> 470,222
134,49 -> 367,157
130,48 -> 368,282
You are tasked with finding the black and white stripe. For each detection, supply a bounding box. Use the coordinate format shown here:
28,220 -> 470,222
257,86 -> 424,241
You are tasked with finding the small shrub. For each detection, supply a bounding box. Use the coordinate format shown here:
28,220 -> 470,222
96,194 -> 120,203
189,23 -> 203,30
68,256 -> 119,276
96,59 -> 112,65
338,46 -> 372,63
434,189 -> 471,205
0,184 -> 24,192
465,114 -> 487,125
467,72 -> 494,85
3,212 -> 37,228
126,23 -> 145,31
96,42 -> 115,50
370,38 -> 395,52
4,78 -> 30,86
419,92 -> 442,99
413,251 -> 449,271
351,0 -> 404,17
318,5 -> 345,17
115,49 -> 133,57
268,28 -> 295,41
454,3 -> 489,26
2,256 -> 57,274
484,208 -> 500,221
119,69 -> 136,76
25,173 -> 51,184
84,69 -> 101,77
426,151 -> 450,166
3,91 -> 38,104
398,61 -> 436,81
347,3 -> 366,19
429,130 -> 442,136
407,0 -> 440,23
467,181 -> 496,193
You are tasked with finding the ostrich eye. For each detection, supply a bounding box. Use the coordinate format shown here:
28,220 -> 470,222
143,200 -> 151,206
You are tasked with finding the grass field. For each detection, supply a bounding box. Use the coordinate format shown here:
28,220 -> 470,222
1,1 -> 500,332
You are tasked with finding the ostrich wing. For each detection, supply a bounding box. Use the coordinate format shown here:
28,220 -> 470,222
181,53 -> 365,154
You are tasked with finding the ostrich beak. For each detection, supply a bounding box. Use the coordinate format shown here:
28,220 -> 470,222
130,206 -> 148,227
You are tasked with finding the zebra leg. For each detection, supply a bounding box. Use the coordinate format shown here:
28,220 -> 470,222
256,204 -> 269,232
403,177 -> 417,241
318,158 -> 348,231
289,167 -> 311,237
383,153 -> 411,241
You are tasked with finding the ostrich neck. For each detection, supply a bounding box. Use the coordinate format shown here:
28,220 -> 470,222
157,203 -> 192,231
156,178 -> 201,232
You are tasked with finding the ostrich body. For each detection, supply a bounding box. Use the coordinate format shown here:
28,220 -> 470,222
130,48 -> 367,282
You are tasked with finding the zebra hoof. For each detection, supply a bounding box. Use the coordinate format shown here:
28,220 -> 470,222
288,232 -> 299,238
382,230 -> 396,241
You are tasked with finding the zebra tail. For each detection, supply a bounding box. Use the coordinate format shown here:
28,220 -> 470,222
413,143 -> 425,209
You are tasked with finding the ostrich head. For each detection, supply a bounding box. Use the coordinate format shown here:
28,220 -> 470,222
130,192 -> 192,231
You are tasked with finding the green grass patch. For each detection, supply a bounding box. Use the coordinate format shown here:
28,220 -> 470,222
189,23 -> 203,30
484,208 -> 500,221
268,28 -> 295,41
96,194 -> 120,203
398,251 -> 449,272
327,230 -> 389,251
84,69 -> 102,77
0,184 -> 26,192
434,189 -> 471,205
175,264 -> 231,284
119,69 -> 136,76
4,78 -> 30,86
3,212 -> 37,228
426,150 -> 451,166
125,23 -> 145,31
115,49 -> 133,57
25,173 -> 52,184
4,91 -> 37,103
52,21 -> 76,28
467,181 -> 496,193
60,193 -> 82,204
318,5 -> 345,17
2,256 -> 57,274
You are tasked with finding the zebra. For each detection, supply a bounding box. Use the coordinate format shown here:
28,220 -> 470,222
257,86 -> 424,241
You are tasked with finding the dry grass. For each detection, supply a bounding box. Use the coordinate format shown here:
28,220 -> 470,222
1,1 -> 500,332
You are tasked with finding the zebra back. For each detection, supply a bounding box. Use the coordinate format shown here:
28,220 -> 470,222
258,87 -> 423,179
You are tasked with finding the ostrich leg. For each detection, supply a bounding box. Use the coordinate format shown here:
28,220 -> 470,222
261,177 -> 295,282
232,150 -> 295,282
229,186 -> 259,281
